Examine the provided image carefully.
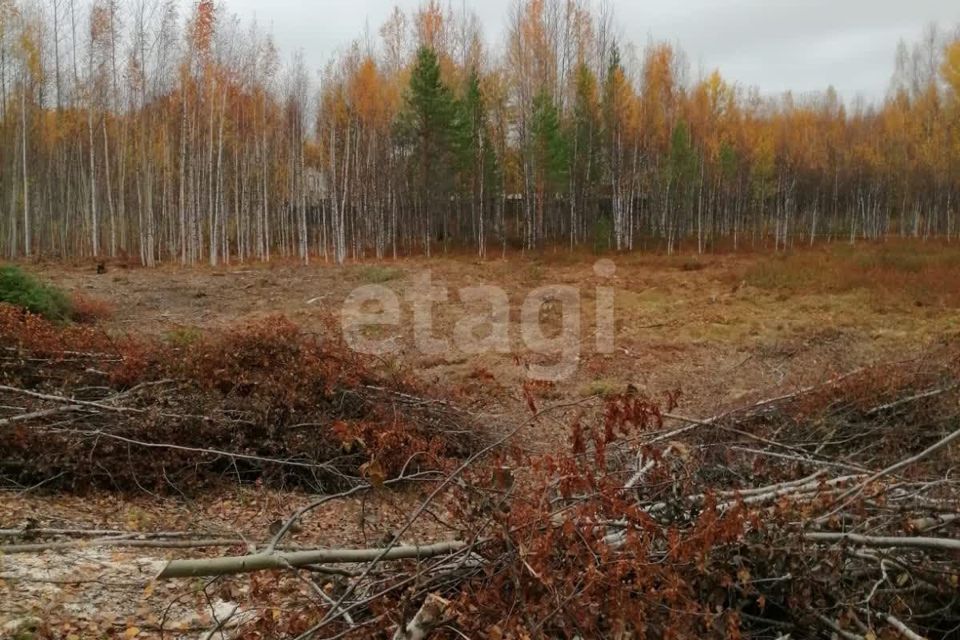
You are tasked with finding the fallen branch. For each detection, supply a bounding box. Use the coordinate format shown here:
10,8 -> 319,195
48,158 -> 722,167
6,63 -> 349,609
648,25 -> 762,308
867,384 -> 958,415
804,532 -> 960,552
908,513 -> 960,532
0,527 -> 219,538
1,537 -> 249,554
823,423 -> 960,517
0,405 -> 85,427
0,384 -> 142,414
55,428 -> 352,479
158,540 -> 469,578
815,613 -> 866,640
874,611 -> 929,640
393,593 -> 451,640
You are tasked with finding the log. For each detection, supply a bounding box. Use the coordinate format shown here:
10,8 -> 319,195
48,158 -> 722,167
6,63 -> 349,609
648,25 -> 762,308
804,532 -> 960,552
159,540 -> 468,578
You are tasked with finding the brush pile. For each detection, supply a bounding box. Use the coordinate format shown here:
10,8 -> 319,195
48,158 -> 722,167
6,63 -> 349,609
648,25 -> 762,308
3,302 -> 958,639
134,348 -> 960,639
0,305 -> 478,493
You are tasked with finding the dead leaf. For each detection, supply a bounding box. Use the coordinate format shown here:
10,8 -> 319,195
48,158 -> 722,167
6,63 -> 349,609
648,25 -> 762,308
360,458 -> 386,488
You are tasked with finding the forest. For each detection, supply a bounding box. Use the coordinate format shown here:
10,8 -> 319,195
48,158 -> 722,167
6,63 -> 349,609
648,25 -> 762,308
0,0 -> 959,264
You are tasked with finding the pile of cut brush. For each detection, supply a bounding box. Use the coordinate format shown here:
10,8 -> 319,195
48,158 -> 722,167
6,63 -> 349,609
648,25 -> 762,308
3,299 -> 959,639
148,350 -> 960,639
0,304 -> 479,493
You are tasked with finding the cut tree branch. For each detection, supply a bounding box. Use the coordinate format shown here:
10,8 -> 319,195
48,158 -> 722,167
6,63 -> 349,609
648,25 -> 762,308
804,532 -> 960,552
159,540 -> 469,578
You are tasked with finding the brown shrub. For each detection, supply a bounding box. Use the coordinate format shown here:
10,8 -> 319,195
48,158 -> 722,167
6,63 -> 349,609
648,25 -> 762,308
69,293 -> 114,323
0,309 -> 478,492
0,302 -> 112,356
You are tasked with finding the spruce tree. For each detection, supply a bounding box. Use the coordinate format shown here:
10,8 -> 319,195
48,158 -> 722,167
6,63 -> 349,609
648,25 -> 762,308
530,91 -> 569,247
404,46 -> 458,244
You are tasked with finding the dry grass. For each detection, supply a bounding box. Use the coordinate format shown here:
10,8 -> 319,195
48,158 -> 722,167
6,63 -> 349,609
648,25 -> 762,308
580,378 -> 622,398
744,241 -> 960,308
18,240 -> 958,449
354,264 -> 403,283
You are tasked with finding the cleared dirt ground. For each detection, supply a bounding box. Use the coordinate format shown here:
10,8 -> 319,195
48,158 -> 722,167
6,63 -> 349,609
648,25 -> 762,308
30,243 -> 960,445
4,242 -> 959,638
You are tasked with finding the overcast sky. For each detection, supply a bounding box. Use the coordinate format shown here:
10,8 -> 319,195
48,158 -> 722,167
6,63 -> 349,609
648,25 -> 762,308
216,0 -> 959,103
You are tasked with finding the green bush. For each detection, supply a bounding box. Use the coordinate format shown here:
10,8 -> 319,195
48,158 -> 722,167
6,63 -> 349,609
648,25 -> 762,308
0,265 -> 73,321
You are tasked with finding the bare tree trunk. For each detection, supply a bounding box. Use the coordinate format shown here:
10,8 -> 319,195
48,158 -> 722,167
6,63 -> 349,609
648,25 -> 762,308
102,119 -> 115,256
20,86 -> 29,257
210,87 -> 225,266
178,89 -> 187,264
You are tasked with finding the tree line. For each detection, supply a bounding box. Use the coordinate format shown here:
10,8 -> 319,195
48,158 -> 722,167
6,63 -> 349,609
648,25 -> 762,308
1,0 -> 959,265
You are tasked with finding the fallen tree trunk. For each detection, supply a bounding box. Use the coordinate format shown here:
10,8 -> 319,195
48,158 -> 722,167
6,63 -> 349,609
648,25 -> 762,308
159,540 -> 469,578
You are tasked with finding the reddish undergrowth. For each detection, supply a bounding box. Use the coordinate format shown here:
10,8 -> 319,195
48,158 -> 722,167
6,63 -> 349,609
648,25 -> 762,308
0,305 -> 475,492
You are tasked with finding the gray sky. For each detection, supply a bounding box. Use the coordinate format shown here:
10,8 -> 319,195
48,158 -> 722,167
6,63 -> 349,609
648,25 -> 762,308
220,0 -> 959,102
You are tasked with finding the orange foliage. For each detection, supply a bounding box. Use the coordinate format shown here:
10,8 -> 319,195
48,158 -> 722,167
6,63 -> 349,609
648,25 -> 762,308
69,293 -> 113,324
0,309 -> 470,490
